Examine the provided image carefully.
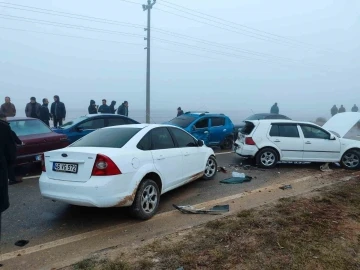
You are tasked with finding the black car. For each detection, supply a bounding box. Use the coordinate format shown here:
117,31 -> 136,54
233,113 -> 291,140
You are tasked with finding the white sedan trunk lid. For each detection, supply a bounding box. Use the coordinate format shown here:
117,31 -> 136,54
44,148 -> 100,182
323,112 -> 360,138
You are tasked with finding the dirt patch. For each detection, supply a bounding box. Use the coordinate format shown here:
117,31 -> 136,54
71,177 -> 360,270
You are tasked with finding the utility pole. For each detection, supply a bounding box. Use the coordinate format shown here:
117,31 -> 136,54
143,0 -> 156,123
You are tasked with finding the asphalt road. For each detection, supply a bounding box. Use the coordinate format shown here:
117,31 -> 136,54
0,152 -> 330,254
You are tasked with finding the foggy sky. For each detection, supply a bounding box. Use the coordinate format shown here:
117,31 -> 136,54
1,0 -> 360,120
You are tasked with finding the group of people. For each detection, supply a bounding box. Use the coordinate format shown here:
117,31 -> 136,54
0,96 -> 66,128
88,100 -> 129,116
331,104 -> 358,116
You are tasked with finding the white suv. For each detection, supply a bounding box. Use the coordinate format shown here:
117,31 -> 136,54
234,112 -> 360,169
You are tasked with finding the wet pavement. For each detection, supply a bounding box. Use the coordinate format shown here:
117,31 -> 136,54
1,152 -> 333,254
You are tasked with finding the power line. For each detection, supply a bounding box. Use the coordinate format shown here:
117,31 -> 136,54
118,0 -> 142,5
157,2 -> 301,46
0,2 -> 144,29
0,26 -> 143,46
154,7 -> 315,50
0,2 -> 316,64
0,14 -> 144,38
0,14 -> 325,69
160,0 -> 329,51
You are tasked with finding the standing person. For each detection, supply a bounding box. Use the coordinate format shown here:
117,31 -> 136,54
8,130 -> 22,185
351,104 -> 358,112
98,99 -> 111,114
88,100 -> 98,114
40,98 -> 51,127
25,97 -> 41,118
117,101 -> 129,116
331,105 -> 338,116
0,112 -> 18,239
270,102 -> 279,114
109,101 -> 117,114
1,97 -> 16,117
51,95 -> 66,128
338,105 -> 346,113
177,107 -> 184,117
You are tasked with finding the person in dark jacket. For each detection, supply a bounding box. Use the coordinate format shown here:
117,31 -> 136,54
109,101 -> 117,114
351,104 -> 358,112
98,99 -> 111,114
25,97 -> 41,118
40,98 -> 51,127
270,103 -> 279,114
0,112 -> 18,237
177,107 -> 184,117
331,105 -> 338,116
339,105 -> 346,113
88,100 -> 98,114
117,101 -> 129,116
1,97 -> 16,117
50,95 -> 66,128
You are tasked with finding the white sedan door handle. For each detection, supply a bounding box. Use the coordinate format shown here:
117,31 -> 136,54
157,155 -> 165,160
305,141 -> 311,144
274,140 -> 280,142
184,153 -> 190,156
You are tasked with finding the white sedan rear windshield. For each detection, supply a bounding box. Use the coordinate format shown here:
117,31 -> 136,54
70,128 -> 141,148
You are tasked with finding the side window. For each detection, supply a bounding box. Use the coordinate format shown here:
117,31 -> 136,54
195,118 -> 209,129
211,117 -> 225,127
170,127 -> 197,147
301,125 -> 330,139
137,132 -> 151,151
78,119 -> 105,129
269,124 -> 299,138
108,118 -> 127,127
151,128 -> 175,150
269,125 -> 279,136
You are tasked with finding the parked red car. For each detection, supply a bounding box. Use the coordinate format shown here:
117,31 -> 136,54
8,117 -> 69,165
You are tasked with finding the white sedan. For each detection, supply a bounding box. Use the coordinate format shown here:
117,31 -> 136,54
39,124 -> 217,219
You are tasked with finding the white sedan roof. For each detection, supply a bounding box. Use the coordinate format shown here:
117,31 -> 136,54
106,124 -> 176,130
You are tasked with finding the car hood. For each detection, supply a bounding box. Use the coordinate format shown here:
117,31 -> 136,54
323,112 -> 360,138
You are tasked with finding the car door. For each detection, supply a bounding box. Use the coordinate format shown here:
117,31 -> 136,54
190,117 -> 210,145
267,123 -> 304,161
71,118 -> 105,142
150,127 -> 183,191
209,117 -> 227,145
168,127 -> 205,180
300,124 -> 341,161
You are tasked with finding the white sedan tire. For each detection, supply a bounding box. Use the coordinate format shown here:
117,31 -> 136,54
130,179 -> 160,220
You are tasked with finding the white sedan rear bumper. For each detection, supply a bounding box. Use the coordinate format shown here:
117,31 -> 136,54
39,173 -> 137,208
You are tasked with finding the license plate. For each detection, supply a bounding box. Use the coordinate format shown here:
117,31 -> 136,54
52,162 -> 78,174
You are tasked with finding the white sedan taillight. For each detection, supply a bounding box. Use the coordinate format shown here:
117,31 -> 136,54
91,154 -> 121,176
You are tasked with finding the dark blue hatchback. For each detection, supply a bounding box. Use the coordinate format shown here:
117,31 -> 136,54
52,114 -> 139,143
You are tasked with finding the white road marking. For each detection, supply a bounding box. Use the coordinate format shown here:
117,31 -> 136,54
0,171 -> 347,262
22,175 -> 41,180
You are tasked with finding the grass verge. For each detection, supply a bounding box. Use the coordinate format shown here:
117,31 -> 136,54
72,179 -> 360,270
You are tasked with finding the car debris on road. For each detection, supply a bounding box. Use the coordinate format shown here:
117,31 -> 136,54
279,185 -> 292,190
320,163 -> 333,172
173,204 -> 229,215
220,173 -> 253,184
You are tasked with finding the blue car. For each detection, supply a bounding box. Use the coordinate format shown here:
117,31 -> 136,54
52,114 -> 139,143
167,112 -> 234,149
